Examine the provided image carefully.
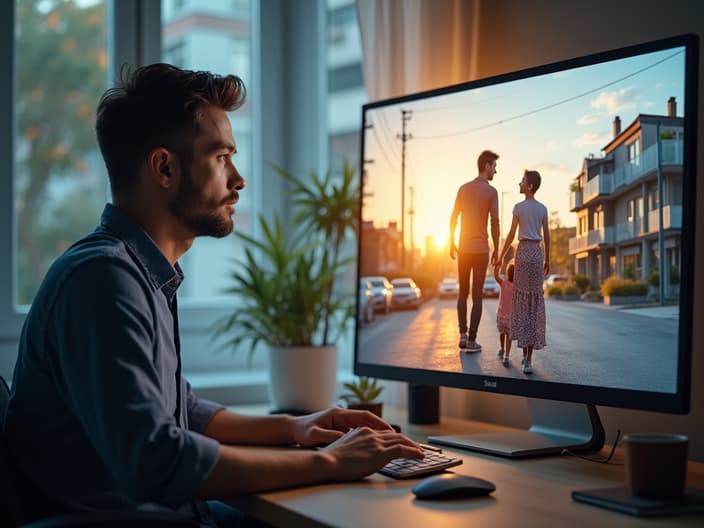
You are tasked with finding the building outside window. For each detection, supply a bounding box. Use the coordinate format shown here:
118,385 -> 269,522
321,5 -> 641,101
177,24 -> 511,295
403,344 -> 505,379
161,0 -> 253,303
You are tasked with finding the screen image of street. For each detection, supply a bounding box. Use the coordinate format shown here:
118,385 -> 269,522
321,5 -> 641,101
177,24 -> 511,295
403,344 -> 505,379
358,296 -> 678,393
357,44 -> 686,394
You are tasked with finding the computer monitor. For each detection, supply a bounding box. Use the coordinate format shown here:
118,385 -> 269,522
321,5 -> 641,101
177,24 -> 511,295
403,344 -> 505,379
354,34 -> 698,458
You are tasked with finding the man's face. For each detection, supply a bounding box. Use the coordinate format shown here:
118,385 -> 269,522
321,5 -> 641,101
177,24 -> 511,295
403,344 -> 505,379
168,105 -> 245,238
486,160 -> 497,181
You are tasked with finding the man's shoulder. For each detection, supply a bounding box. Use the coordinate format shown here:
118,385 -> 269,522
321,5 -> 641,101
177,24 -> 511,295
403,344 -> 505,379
57,230 -> 132,271
41,231 -> 140,298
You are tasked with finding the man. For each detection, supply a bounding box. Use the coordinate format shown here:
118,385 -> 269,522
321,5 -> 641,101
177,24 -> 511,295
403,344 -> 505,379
6,64 -> 423,527
449,150 -> 500,352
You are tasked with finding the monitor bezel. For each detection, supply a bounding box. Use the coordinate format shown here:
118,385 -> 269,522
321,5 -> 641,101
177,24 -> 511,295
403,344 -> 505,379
354,33 -> 698,414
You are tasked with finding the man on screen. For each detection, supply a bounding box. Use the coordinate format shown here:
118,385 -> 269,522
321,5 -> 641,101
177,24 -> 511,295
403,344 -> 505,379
449,150 -> 501,352
6,63 -> 423,527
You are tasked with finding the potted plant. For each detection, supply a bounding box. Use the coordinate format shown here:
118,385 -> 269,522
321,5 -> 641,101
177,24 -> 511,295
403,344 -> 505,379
340,377 -> 384,418
213,161 -> 359,413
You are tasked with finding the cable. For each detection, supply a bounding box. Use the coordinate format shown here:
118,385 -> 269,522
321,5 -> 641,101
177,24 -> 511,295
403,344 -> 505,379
561,429 -> 622,464
414,49 -> 684,140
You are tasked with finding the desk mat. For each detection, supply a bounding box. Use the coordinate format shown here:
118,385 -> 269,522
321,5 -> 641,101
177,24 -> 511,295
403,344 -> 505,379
572,486 -> 704,517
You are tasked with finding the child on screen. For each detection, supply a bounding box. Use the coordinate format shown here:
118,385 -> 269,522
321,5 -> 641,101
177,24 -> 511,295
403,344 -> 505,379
494,261 -> 515,367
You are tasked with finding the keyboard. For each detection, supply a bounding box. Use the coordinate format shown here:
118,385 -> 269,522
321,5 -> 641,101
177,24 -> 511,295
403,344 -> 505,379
379,445 -> 463,479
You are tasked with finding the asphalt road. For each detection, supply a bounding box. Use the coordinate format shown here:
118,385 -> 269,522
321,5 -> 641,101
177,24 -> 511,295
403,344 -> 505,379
358,296 -> 679,393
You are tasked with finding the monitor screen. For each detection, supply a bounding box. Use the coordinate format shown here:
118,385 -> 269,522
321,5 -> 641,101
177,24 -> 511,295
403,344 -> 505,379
354,34 -> 698,457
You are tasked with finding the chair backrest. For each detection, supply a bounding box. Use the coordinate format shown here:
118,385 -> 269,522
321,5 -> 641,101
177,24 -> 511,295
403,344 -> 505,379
1,374 -> 23,527
1,374 -> 10,423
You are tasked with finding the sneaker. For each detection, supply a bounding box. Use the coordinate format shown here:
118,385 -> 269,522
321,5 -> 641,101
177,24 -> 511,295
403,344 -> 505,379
459,333 -> 468,349
523,360 -> 533,374
502,355 -> 510,367
497,348 -> 504,357
466,341 -> 482,352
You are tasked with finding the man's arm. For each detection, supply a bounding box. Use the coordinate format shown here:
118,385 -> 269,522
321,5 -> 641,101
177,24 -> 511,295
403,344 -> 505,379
449,191 -> 460,259
489,190 -> 500,265
197,426 -> 422,497
203,405 -> 394,446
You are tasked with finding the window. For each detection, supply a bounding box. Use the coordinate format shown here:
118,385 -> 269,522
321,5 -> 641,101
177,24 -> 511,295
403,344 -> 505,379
327,0 -> 365,170
627,138 -> 640,164
163,40 -> 186,67
13,0 -> 109,307
3,0 -> 358,393
592,208 -> 601,230
578,214 -> 588,236
161,0 -> 254,303
627,197 -> 643,223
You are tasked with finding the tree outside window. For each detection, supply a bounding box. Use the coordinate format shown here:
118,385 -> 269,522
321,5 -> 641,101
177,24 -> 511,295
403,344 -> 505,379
14,0 -> 108,306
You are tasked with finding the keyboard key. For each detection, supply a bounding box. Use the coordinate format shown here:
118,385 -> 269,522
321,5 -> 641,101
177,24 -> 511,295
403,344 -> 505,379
379,446 -> 462,479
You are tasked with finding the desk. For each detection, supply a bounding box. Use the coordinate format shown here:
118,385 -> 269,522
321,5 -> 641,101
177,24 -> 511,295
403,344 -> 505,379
227,407 -> 704,528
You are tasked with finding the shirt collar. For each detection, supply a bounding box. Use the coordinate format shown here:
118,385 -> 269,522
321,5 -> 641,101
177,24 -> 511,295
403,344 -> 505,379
98,203 -> 184,300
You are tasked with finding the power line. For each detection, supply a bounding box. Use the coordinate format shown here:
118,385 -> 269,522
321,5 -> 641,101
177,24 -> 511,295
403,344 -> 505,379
377,111 -> 402,158
413,49 -> 684,140
411,91 -> 514,113
369,120 -> 400,174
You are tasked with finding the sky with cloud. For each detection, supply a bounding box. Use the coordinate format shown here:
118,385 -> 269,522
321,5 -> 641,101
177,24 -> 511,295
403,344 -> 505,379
363,44 -> 686,251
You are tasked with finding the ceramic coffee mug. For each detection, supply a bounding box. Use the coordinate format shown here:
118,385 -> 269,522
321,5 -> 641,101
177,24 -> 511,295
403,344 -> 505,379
623,433 -> 688,499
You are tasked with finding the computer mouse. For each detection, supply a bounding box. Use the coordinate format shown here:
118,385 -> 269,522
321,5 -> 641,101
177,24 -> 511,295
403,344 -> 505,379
411,473 -> 496,500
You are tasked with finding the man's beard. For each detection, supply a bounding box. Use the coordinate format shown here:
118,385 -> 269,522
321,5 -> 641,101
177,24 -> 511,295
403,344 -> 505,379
169,167 -> 234,238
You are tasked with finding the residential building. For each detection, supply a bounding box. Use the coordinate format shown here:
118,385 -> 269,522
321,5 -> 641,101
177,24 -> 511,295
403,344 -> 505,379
569,97 -> 683,297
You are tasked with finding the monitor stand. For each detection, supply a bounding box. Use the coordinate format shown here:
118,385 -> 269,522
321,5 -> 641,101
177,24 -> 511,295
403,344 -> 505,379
428,398 -> 605,458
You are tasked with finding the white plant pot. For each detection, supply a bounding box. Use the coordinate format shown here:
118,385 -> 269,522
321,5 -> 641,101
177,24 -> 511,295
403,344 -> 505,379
268,345 -> 338,413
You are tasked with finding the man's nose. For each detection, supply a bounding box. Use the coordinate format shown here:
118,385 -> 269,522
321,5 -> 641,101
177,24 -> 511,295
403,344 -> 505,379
230,166 -> 245,190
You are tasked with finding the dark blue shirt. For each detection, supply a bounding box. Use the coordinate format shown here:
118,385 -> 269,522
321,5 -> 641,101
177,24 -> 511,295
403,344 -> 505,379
7,204 -> 222,514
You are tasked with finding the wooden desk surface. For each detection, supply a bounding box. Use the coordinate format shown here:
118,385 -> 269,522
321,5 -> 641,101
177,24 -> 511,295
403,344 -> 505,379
227,406 -> 704,528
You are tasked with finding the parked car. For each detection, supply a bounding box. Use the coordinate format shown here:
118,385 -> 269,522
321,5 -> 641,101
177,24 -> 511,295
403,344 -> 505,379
482,276 -> 500,297
438,277 -> 460,299
362,275 -> 393,313
390,278 -> 422,309
358,278 -> 375,325
543,273 -> 568,292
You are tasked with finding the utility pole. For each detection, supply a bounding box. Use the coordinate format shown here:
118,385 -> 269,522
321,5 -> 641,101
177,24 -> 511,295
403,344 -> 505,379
656,122 -> 665,306
408,185 -> 415,272
362,119 -> 375,208
397,109 -> 412,270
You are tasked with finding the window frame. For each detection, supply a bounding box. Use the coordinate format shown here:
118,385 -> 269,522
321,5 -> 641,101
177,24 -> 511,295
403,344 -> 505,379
1,0 -> 348,392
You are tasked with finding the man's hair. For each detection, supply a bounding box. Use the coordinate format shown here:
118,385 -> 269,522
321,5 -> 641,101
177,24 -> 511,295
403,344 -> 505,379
477,150 -> 499,173
524,170 -> 542,193
96,63 -> 246,195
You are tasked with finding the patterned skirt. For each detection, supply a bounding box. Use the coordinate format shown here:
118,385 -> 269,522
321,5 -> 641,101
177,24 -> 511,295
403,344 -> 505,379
510,241 -> 546,349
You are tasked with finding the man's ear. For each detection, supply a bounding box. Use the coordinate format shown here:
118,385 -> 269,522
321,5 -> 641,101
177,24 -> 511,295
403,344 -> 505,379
147,147 -> 175,189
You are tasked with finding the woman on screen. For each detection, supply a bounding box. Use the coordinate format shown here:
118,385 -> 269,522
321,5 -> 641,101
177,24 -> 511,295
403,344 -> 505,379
498,170 -> 550,374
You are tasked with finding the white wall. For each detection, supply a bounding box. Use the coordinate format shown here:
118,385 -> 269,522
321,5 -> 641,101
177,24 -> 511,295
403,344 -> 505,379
445,0 -> 704,461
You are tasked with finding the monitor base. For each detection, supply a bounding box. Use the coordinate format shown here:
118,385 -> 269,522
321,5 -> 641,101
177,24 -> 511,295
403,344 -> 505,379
428,399 -> 605,458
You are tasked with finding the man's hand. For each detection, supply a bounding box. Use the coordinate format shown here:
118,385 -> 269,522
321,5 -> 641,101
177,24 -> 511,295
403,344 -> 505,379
449,242 -> 458,260
319,426 -> 424,481
490,249 -> 499,267
292,407 -> 394,447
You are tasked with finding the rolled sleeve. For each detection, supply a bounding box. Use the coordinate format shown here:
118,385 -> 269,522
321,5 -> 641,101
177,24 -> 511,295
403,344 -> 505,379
186,381 -> 225,434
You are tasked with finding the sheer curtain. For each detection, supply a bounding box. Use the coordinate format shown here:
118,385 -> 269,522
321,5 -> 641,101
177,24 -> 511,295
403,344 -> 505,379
356,0 -> 481,101
355,0 -> 481,415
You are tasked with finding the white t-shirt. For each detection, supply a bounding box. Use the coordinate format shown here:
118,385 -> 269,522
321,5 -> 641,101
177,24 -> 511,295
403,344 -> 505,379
513,199 -> 547,241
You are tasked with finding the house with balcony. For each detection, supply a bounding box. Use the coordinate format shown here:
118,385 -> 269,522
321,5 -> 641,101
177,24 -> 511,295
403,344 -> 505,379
569,97 -> 683,296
